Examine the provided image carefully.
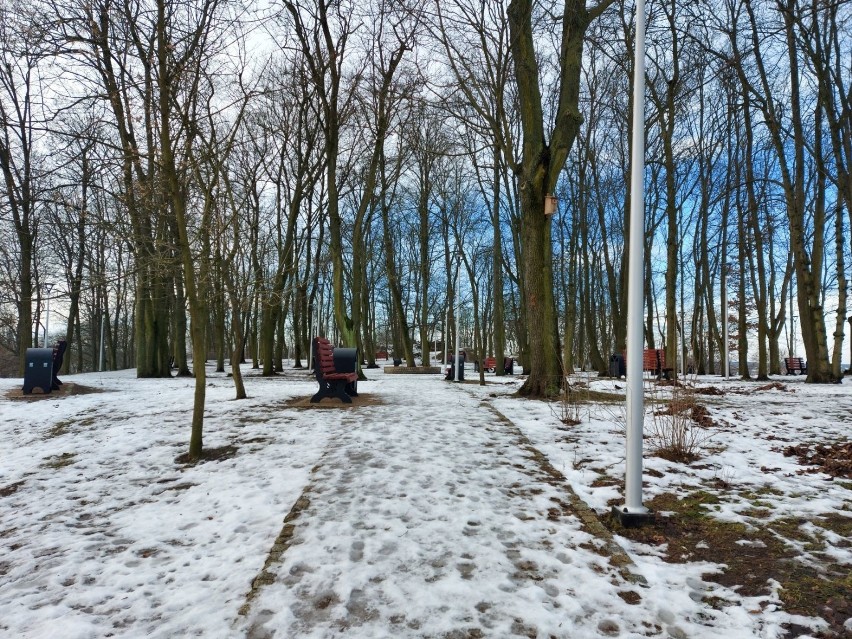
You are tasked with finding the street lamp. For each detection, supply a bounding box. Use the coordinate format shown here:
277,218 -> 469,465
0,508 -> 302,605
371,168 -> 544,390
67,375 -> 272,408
43,283 -> 55,348
613,0 -> 652,527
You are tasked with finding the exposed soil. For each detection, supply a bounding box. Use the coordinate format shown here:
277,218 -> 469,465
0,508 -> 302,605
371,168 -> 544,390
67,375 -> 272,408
655,400 -> 717,429
558,388 -> 626,404
283,393 -> 385,409
754,382 -> 792,392
605,491 -> 852,638
0,480 -> 25,498
5,382 -> 105,400
694,386 -> 726,396
783,442 -> 852,479
175,445 -> 239,466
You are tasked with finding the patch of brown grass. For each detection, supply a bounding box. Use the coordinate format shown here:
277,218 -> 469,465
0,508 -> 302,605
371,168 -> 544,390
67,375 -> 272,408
754,382 -> 792,392
783,442 -> 852,479
551,388 -> 625,404
605,491 -> 851,637
42,452 -> 76,469
694,386 -> 725,396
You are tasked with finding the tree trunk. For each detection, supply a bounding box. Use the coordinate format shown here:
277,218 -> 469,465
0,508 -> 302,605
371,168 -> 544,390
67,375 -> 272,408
507,0 -> 600,396
490,149 -> 507,375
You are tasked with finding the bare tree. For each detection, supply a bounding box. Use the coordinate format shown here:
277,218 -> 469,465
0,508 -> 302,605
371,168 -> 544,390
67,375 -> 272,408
505,0 -> 615,395
728,0 -> 835,381
0,0 -> 48,373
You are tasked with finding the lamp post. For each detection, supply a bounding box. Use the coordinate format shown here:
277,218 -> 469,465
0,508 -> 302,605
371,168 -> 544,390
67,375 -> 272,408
613,0 -> 652,527
43,283 -> 55,348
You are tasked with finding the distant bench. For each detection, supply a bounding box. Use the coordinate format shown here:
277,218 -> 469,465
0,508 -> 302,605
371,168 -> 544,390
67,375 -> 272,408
312,337 -> 358,403
473,356 -> 511,374
784,357 -> 807,375
610,348 -> 673,380
642,348 -> 672,380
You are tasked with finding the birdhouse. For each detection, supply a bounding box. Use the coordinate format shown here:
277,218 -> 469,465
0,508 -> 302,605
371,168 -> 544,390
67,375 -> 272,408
544,194 -> 558,216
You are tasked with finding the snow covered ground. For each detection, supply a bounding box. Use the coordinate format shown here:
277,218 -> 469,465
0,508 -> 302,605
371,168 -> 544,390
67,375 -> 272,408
0,364 -> 849,638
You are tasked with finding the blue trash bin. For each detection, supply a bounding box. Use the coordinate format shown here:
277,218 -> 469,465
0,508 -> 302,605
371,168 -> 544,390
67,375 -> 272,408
23,348 -> 54,394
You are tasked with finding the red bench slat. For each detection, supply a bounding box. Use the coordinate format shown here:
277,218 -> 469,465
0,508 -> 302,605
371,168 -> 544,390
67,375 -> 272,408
784,357 -> 806,374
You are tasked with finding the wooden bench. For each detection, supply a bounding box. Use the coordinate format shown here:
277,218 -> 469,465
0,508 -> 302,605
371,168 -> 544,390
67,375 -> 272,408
642,348 -> 672,379
311,337 -> 359,403
784,357 -> 807,375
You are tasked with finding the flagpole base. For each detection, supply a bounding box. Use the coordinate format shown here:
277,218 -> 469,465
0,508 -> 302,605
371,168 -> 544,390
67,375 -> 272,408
611,505 -> 654,528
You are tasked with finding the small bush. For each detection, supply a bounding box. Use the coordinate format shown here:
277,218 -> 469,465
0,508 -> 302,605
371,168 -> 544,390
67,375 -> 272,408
649,382 -> 713,463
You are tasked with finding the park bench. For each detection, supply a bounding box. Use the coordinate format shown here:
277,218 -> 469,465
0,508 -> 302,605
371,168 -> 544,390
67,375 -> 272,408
642,348 -> 672,380
51,339 -> 67,390
311,337 -> 359,403
784,356 -> 807,375
473,356 -> 497,373
474,356 -> 513,374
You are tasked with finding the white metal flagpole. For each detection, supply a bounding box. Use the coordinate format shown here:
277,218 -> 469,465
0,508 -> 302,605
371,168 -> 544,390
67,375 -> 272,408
614,0 -> 651,526
443,306 -> 449,375
454,256 -> 461,382
722,264 -> 729,378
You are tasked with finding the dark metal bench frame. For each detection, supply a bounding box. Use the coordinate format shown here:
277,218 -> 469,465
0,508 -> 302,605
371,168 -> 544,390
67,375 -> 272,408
52,339 -> 67,390
784,356 -> 807,375
311,337 -> 359,403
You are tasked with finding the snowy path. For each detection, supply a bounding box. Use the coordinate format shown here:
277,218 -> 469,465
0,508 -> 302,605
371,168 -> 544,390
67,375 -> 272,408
239,377 -> 644,639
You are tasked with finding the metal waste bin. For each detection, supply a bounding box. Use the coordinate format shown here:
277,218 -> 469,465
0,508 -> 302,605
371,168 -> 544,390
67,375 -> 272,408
333,347 -> 358,396
455,352 -> 465,381
609,353 -> 626,378
23,348 -> 54,394
444,353 -> 465,381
